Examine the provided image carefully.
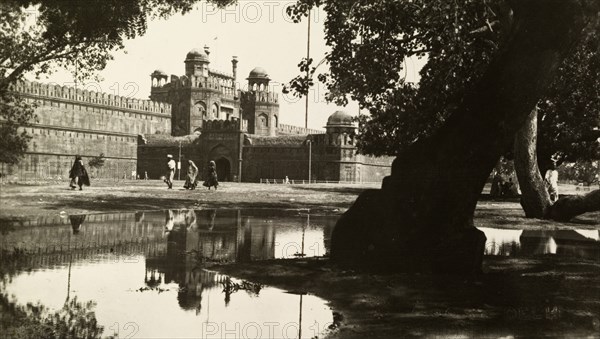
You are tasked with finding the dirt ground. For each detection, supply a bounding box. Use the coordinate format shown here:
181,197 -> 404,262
0,180 -> 375,221
1,180 -> 599,338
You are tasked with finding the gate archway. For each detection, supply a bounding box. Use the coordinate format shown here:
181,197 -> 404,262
215,157 -> 231,182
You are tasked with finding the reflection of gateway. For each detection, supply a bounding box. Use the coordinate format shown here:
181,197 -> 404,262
519,230 -> 600,259
145,209 -> 277,312
147,209 -> 276,272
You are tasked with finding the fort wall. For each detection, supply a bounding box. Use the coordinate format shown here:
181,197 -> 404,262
278,124 -> 325,136
242,144 -> 393,183
4,80 -> 172,180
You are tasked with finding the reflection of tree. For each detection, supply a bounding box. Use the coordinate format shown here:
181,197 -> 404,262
520,230 -> 599,259
221,278 -> 263,306
0,248 -> 27,283
0,293 -> 109,339
0,221 -> 15,235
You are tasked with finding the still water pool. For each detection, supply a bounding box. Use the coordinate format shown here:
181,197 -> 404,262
0,209 -> 336,338
1,208 -> 598,338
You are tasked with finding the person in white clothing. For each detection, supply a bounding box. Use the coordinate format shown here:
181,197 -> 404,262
544,161 -> 559,203
165,154 -> 176,189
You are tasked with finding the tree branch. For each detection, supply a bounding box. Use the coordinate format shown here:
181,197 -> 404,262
469,20 -> 500,35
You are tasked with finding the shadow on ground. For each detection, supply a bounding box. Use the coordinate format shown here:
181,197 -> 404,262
213,255 -> 600,338
291,185 -> 371,196
30,195 -> 348,217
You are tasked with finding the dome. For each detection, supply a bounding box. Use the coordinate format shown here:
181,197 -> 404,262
152,69 -> 167,76
248,67 -> 269,79
326,110 -> 354,127
185,48 -> 209,62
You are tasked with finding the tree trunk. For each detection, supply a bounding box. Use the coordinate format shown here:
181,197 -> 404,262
331,0 -> 599,274
545,189 -> 600,221
514,107 -> 552,217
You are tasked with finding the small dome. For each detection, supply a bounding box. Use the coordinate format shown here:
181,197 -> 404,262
248,67 -> 269,79
152,69 -> 167,76
185,48 -> 209,62
326,110 -> 354,127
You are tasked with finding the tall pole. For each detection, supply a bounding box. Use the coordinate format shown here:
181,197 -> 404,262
298,294 -> 303,339
304,10 -> 311,129
66,232 -> 72,302
308,140 -> 312,183
238,118 -> 243,182
178,141 -> 182,181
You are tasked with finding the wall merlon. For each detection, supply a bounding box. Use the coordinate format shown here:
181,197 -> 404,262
14,79 -> 172,115
202,118 -> 247,132
277,124 -> 324,135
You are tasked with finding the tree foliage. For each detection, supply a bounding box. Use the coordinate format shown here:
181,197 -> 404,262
88,153 -> 106,169
0,0 -> 234,88
0,293 -> 108,339
559,160 -> 599,185
286,0 -> 508,156
0,91 -> 36,165
285,0 -> 599,161
0,0 -> 233,164
536,31 -> 600,170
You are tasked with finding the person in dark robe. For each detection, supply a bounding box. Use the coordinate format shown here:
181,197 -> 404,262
183,160 -> 199,190
69,155 -> 90,190
502,178 -> 515,196
69,214 -> 86,234
202,160 -> 219,190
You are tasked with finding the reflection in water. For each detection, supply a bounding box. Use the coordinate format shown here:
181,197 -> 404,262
1,209 -> 336,339
480,227 -> 600,259
69,214 -> 86,234
1,209 -> 336,272
4,209 -> 597,338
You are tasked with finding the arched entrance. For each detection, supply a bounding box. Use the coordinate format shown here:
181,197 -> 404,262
215,157 -> 231,182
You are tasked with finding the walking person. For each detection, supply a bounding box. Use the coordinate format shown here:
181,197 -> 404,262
164,154 -> 176,189
69,155 -> 90,190
183,159 -> 199,190
202,160 -> 219,190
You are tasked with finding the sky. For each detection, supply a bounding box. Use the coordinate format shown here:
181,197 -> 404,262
31,1 -> 422,130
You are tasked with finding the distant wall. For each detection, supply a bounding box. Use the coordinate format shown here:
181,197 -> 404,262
242,146 -> 310,182
242,145 -> 393,183
4,80 -> 172,180
277,124 -> 324,136
137,145 -> 200,180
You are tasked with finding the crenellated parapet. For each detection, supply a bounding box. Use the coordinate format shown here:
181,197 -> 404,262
13,79 -> 172,115
160,74 -> 237,98
209,69 -> 234,80
277,124 -> 324,136
240,89 -> 278,105
202,118 -> 248,132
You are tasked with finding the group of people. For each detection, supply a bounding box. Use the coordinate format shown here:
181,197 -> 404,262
489,159 -> 560,202
164,154 -> 219,190
66,154 -> 219,192
490,174 -> 519,198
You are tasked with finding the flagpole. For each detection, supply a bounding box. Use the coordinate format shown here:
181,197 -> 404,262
305,11 -> 311,129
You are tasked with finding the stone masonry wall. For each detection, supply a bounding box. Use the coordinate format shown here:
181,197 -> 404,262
3,80 -> 172,180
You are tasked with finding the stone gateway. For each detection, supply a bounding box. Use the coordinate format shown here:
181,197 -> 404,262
8,47 -> 393,183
